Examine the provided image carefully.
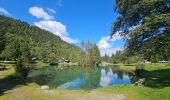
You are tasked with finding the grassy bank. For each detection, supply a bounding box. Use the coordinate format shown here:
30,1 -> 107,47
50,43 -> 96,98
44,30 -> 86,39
1,83 -> 170,100
110,63 -> 170,71
98,84 -> 170,100
0,63 -> 170,100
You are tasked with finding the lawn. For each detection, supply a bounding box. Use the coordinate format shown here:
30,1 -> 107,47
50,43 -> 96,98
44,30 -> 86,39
0,63 -> 170,100
98,84 -> 170,100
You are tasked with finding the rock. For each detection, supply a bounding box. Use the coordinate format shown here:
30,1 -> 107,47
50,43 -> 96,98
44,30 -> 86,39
138,78 -> 145,84
40,85 -> 49,90
133,78 -> 146,86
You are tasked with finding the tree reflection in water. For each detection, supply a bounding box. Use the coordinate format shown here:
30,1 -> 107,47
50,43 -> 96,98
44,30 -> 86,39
29,66 -> 139,90
98,68 -> 131,88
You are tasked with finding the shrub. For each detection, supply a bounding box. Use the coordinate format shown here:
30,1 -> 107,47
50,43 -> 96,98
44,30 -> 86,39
15,58 -> 30,77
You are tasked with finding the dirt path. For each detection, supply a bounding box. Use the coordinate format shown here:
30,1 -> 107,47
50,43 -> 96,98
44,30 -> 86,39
55,91 -> 125,100
0,84 -> 125,100
41,89 -> 125,100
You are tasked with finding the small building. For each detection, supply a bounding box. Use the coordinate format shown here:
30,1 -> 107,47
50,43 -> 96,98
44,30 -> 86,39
159,61 -> 169,63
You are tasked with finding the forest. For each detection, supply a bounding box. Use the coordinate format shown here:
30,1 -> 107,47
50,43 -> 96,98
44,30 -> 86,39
0,16 -> 82,62
0,0 -> 170,100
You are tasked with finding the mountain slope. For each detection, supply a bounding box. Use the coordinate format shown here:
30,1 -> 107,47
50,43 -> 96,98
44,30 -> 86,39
0,16 -> 82,62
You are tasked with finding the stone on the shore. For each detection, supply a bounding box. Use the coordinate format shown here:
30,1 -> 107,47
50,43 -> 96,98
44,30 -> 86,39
40,85 -> 49,90
133,78 -> 146,86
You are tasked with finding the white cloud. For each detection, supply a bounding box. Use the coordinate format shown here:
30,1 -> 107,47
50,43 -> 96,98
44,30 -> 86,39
100,47 -> 123,57
0,7 -> 11,16
34,20 -> 78,44
61,36 -> 78,44
97,36 -> 111,49
30,6 -> 78,44
97,32 -> 123,56
34,20 -> 67,36
29,7 -> 53,20
47,8 -> 56,14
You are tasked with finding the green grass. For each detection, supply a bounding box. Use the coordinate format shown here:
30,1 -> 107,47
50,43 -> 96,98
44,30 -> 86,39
143,63 -> 170,71
110,63 -> 170,71
117,64 -> 136,70
0,63 -> 170,100
0,63 -> 15,78
97,85 -> 170,100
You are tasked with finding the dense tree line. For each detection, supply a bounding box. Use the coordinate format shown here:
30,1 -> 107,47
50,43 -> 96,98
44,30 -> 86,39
78,39 -> 101,67
111,0 -> 170,62
102,50 -> 144,64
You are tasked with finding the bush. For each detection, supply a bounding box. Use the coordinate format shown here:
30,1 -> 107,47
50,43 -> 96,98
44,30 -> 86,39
15,58 -> 30,77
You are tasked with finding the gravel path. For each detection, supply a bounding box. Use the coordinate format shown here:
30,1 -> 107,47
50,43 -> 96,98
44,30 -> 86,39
45,90 -> 125,100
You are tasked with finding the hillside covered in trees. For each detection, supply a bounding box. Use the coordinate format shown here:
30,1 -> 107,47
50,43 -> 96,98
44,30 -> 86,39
0,16 -> 102,77
0,16 -> 82,63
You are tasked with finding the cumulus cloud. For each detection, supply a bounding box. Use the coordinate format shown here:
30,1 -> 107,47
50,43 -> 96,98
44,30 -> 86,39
29,7 -> 53,20
0,7 -> 11,16
34,20 -> 78,44
29,6 -> 78,44
97,32 -> 123,56
97,36 -> 111,49
34,20 -> 67,36
100,47 -> 123,57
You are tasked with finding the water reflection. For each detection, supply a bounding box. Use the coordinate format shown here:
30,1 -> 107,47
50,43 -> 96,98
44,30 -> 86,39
98,68 -> 131,87
58,77 -> 84,90
57,68 -> 133,90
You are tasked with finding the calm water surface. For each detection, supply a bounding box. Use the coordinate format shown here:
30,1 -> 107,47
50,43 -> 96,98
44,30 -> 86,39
56,67 -> 135,90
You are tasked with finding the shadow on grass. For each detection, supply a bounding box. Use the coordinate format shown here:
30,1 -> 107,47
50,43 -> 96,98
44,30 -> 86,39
0,64 -> 7,71
0,67 -> 8,71
135,68 -> 170,88
0,75 -> 28,96
124,64 -> 134,66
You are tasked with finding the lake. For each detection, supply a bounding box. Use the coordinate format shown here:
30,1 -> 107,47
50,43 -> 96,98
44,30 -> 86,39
29,66 -> 138,90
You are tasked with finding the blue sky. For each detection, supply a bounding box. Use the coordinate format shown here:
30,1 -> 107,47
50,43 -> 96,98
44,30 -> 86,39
0,0 -> 124,56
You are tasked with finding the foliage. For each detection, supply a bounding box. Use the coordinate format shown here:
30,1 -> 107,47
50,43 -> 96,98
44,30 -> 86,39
0,16 -> 82,63
78,40 -> 101,67
0,16 -> 81,62
102,54 -> 111,63
1,33 -> 32,77
112,0 -> 170,62
126,55 -> 144,64
77,51 -> 86,67
111,50 -> 126,64
89,44 -> 101,66
102,50 -> 144,64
